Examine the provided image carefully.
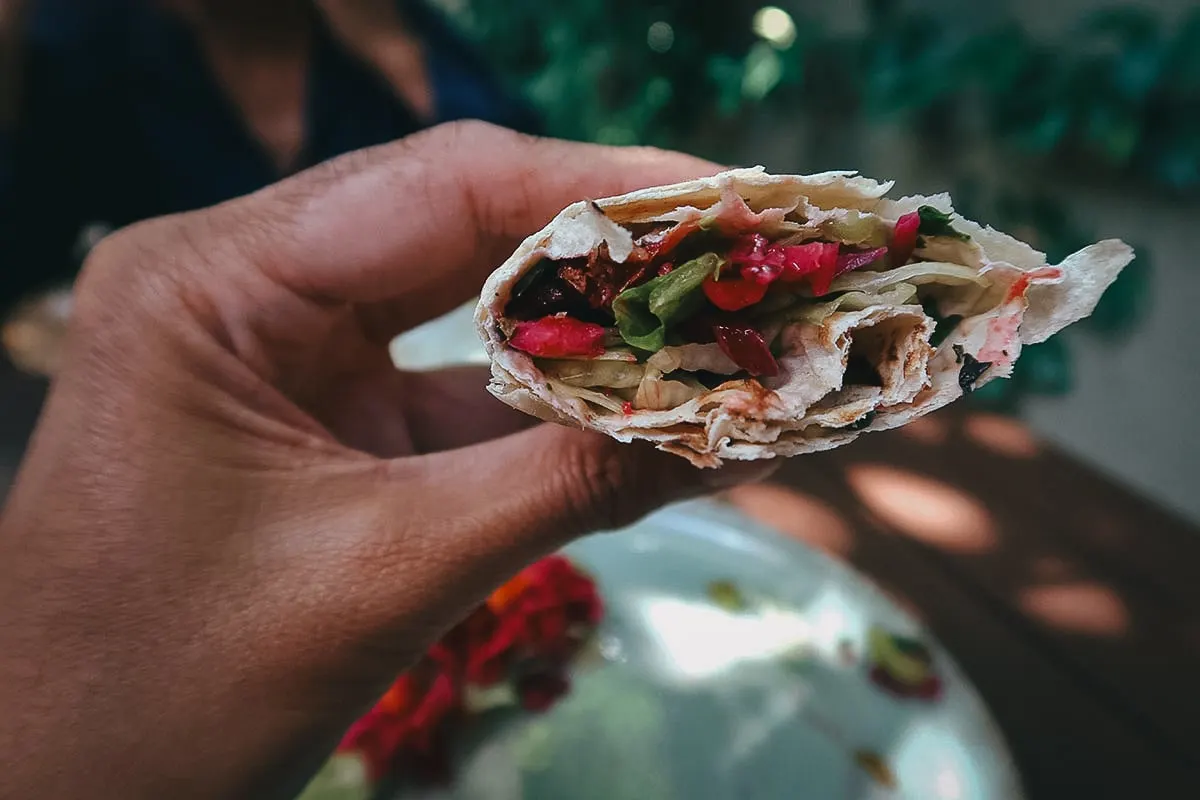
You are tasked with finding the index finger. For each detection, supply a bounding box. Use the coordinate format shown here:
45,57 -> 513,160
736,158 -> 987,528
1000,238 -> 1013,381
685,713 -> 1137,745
230,121 -> 721,334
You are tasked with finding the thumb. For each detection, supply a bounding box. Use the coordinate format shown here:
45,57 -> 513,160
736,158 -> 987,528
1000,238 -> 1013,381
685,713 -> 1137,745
386,425 -> 776,594
311,425 -> 775,664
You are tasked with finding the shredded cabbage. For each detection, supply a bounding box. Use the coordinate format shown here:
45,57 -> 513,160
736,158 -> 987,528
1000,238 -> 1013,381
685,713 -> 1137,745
755,283 -> 920,330
790,283 -> 920,324
634,371 -> 706,410
916,238 -> 984,269
551,346 -> 639,363
648,344 -> 742,375
632,349 -> 711,410
541,359 -> 646,389
546,379 -> 627,414
829,262 -> 987,294
823,211 -> 892,249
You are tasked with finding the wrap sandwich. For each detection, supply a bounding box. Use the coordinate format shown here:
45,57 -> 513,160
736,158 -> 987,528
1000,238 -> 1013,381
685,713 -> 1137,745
475,167 -> 1134,467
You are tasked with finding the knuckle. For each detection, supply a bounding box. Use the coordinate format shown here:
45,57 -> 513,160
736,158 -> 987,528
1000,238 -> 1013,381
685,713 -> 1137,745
435,118 -> 509,148
71,221 -> 158,331
406,121 -> 553,243
425,119 -> 546,163
557,441 -> 633,534
265,146 -> 379,215
498,165 -> 542,235
628,144 -> 671,160
71,214 -> 214,340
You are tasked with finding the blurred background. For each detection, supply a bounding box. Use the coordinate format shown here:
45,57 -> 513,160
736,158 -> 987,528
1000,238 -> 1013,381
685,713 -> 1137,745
429,0 -> 1198,522
0,0 -> 1197,521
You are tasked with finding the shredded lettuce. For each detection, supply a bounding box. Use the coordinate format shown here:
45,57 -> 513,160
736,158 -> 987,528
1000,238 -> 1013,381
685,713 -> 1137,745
829,262 -> 986,294
540,359 -> 646,389
613,254 -> 722,352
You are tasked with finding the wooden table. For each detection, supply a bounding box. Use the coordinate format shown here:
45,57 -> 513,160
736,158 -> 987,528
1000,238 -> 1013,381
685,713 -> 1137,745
725,412 -> 1200,797
3,358 -> 1199,797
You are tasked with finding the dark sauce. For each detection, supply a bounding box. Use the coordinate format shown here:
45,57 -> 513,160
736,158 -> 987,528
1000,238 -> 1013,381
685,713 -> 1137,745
952,345 -> 992,393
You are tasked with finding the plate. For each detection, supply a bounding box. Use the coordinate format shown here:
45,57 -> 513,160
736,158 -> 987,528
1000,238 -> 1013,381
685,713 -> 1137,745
389,303 -> 488,371
331,499 -> 1022,800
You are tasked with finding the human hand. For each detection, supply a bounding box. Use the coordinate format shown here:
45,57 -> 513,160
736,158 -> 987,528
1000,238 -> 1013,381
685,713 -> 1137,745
0,122 -> 771,799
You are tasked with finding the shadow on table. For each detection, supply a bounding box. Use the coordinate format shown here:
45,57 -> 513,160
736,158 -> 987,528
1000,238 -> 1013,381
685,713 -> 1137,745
724,410 -> 1200,796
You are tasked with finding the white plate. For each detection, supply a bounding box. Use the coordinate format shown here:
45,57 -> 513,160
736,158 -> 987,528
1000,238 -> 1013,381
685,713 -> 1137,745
346,500 -> 1023,800
389,303 -> 487,371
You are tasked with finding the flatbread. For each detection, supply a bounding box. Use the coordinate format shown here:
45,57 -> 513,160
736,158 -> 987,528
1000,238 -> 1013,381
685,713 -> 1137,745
475,167 -> 1133,467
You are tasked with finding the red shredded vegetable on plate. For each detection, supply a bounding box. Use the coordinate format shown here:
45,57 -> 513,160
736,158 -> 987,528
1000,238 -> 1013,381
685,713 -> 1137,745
338,556 -> 603,785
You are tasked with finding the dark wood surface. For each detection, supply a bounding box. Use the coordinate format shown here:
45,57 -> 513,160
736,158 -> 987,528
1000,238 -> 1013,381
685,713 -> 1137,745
4,357 -> 1199,797
725,411 -> 1200,797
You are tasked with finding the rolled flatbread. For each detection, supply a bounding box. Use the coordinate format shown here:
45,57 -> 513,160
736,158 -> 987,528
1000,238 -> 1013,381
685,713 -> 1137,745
475,167 -> 1133,467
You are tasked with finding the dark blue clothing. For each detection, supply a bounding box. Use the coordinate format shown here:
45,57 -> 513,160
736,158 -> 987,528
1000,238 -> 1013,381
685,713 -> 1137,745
0,0 -> 537,310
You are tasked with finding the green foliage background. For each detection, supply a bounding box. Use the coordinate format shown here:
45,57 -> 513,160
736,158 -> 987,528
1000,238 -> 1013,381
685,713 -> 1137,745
435,0 -> 1193,409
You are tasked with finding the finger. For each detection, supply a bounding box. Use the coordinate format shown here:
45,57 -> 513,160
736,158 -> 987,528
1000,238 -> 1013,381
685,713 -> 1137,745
308,366 -> 417,458
392,426 -> 778,590
225,121 -> 721,334
312,365 -> 530,458
315,365 -> 533,457
399,367 -> 536,453
323,425 -> 776,659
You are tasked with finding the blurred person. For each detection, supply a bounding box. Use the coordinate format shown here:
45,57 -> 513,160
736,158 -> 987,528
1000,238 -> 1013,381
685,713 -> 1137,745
0,0 -> 539,317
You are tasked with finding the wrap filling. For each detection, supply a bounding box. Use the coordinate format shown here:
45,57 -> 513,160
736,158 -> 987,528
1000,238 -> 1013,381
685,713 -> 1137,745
500,204 -> 991,418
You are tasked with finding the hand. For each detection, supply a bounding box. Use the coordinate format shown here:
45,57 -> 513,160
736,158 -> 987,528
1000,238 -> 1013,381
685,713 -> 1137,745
0,122 -> 769,799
